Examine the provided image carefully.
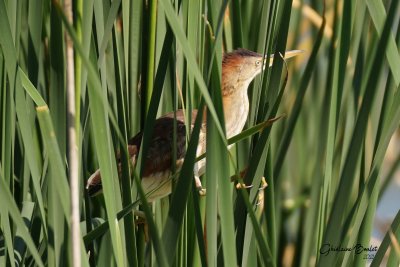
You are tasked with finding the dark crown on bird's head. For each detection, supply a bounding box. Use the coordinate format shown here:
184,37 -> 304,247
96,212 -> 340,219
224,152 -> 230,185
222,49 -> 265,96
223,48 -> 263,65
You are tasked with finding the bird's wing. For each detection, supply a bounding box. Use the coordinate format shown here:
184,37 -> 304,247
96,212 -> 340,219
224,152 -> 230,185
87,110 -> 198,197
128,110 -> 198,177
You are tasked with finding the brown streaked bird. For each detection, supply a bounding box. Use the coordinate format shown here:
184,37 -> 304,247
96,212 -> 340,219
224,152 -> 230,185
86,48 -> 302,202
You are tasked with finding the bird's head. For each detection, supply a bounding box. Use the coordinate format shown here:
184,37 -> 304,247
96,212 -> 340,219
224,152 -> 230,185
222,49 -> 265,88
222,48 -> 302,96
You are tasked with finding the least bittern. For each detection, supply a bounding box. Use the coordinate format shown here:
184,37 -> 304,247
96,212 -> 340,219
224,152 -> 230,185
87,49 -> 302,201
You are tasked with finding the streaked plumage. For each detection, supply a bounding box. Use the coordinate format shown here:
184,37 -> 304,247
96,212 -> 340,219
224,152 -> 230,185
86,48 -> 302,201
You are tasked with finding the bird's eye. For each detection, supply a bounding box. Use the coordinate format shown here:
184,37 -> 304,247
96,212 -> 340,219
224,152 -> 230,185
255,60 -> 260,66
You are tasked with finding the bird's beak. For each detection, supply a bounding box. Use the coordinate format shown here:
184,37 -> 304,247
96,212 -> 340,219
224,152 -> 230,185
265,49 -> 304,67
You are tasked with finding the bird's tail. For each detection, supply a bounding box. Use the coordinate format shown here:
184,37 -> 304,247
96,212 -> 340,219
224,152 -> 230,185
86,145 -> 138,197
86,169 -> 103,196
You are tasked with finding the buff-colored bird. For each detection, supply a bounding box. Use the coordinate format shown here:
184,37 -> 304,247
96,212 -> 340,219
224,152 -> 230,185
87,49 -> 302,201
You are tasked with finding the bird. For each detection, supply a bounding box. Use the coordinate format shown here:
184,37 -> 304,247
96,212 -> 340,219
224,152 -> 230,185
86,48 -> 302,202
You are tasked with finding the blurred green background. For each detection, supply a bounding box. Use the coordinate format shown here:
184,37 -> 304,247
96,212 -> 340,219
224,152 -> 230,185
0,0 -> 399,266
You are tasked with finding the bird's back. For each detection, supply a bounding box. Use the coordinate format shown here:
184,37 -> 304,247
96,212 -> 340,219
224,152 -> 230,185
129,110 -> 197,177
86,110 -> 198,197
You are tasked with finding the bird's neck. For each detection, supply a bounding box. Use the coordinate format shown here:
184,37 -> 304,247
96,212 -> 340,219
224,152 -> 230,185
222,85 -> 250,139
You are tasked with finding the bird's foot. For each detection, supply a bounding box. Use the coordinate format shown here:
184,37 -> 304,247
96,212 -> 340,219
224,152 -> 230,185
134,210 -> 149,242
197,186 -> 207,196
231,168 -> 253,189
256,177 -> 268,206
259,177 -> 268,190
195,175 -> 206,196
236,183 -> 253,189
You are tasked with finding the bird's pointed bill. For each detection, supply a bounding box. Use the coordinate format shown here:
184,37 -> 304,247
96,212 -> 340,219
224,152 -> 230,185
266,49 -> 304,67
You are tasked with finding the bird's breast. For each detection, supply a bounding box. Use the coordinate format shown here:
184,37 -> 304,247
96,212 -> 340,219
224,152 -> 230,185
141,171 -> 172,202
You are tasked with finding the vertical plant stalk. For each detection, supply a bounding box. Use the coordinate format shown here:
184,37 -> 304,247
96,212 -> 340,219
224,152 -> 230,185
145,0 -> 158,111
64,0 -> 80,266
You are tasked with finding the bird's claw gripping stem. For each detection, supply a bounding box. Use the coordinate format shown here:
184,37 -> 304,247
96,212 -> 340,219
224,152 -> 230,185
236,183 -> 253,189
197,187 -> 207,196
195,175 -> 206,196
259,177 -> 268,190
